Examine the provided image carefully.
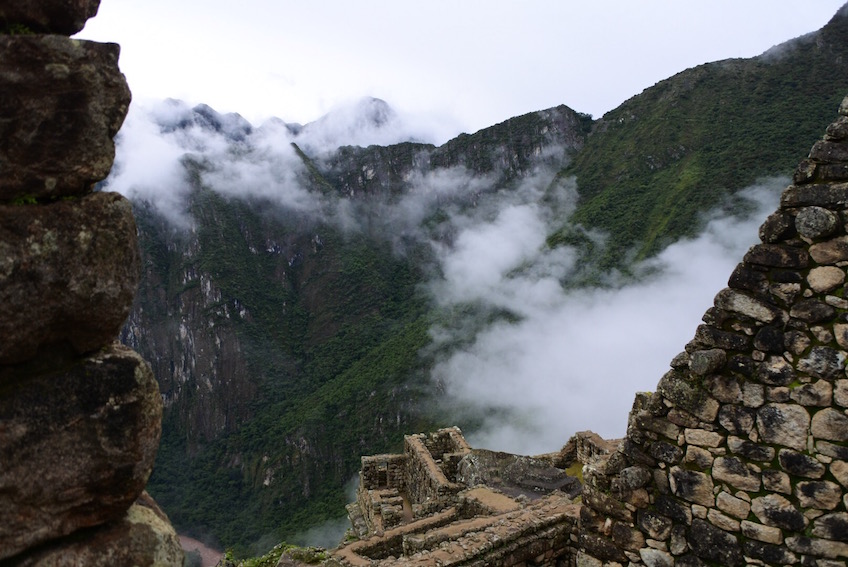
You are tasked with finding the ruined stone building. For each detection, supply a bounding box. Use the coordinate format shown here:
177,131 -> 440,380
332,97 -> 848,567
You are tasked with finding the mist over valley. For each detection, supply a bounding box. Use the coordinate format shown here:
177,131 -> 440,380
103,5 -> 848,555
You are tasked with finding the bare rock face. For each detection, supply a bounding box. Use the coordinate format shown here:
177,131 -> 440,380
0,0 -> 101,35
0,35 -> 130,200
5,492 -> 183,566
0,344 -> 162,560
0,191 -> 140,364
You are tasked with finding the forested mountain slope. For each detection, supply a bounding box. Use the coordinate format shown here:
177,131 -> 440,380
117,4 -> 848,555
561,6 -> 848,267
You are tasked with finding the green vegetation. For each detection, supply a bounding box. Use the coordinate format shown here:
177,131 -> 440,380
0,23 -> 34,35
562,13 -> 848,268
134,9 -> 848,558
139,169 -> 442,556
10,194 -> 37,205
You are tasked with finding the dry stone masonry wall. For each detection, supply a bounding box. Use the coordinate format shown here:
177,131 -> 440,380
340,98 -> 848,567
0,1 -> 182,564
577,96 -> 848,567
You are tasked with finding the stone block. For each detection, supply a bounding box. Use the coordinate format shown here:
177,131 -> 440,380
790,380 -> 833,406
809,140 -> 848,163
715,288 -> 785,324
637,510 -> 672,541
754,325 -> 785,353
758,212 -> 796,243
0,344 -> 162,560
742,540 -> 797,565
740,520 -> 783,544
0,192 -> 140,364
817,440 -> 848,460
796,480 -> 842,510
649,441 -> 683,464
808,266 -> 846,292
818,163 -> 848,181
0,35 -> 130,200
782,182 -> 848,209
798,347 -> 846,380
688,349 -> 725,376
639,547 -> 673,567
718,405 -> 755,436
741,382 -> 765,407
791,299 -> 837,323
751,494 -> 807,532
688,519 -> 743,566
755,355 -> 795,386
654,494 -> 692,525
812,512 -> 848,542
778,449 -> 826,478
831,460 -> 848,488
796,206 -> 840,240
669,467 -> 714,507
0,0 -> 100,35
744,243 -> 810,269
727,436 -> 774,462
705,374 -> 742,403
810,235 -> 848,264
784,330 -> 812,355
812,408 -> 848,441
656,370 -> 718,422
707,508 -> 740,532
835,379 -> 848,407
762,470 -> 791,494
712,456 -> 761,492
786,536 -> 848,559
3,492 -> 183,566
756,403 -> 810,451
691,324 -> 750,351
794,159 -> 818,185
683,428 -> 723,447
717,492 -> 750,520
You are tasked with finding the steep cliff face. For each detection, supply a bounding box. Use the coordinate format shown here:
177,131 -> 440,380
122,103 -> 589,550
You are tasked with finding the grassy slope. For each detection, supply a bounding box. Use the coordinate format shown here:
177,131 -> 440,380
561,10 -> 848,268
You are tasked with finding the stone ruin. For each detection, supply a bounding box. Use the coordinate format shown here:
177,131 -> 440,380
332,97 -> 848,567
336,427 -> 591,566
0,1 -> 183,564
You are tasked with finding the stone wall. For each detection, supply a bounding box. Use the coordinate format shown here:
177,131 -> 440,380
361,453 -> 408,491
0,1 -> 182,564
577,96 -> 848,567
404,431 -> 468,517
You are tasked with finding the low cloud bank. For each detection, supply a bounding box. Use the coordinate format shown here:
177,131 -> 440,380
106,99 -> 788,457
428,180 -> 785,455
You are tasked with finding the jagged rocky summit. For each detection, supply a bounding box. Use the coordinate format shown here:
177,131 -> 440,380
325,97 -> 848,566
0,1 -> 182,564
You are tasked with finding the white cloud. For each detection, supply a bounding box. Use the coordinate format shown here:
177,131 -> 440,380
428,180 -> 786,455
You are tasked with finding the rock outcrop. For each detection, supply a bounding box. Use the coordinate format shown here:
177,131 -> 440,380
339,97 -> 848,566
0,0 -> 181,563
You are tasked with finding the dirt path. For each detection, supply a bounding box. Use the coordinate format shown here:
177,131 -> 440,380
179,535 -> 224,567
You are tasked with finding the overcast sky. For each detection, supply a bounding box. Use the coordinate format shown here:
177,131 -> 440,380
79,1 -> 845,142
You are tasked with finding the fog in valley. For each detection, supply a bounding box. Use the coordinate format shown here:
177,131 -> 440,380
109,99 -> 785,457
